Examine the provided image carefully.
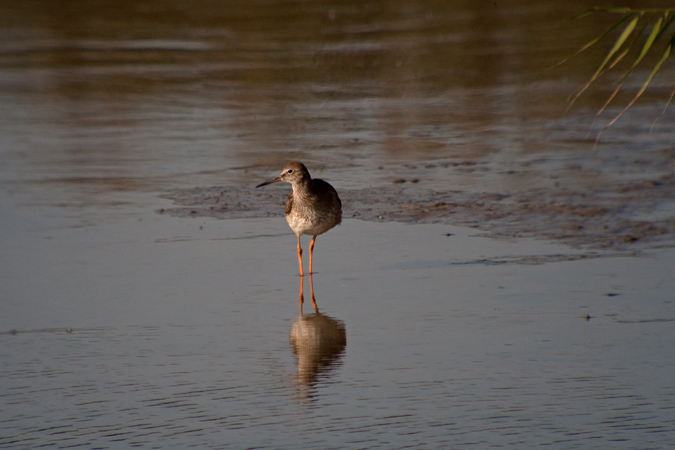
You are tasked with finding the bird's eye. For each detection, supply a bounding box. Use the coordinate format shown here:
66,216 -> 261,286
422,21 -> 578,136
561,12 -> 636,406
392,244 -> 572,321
287,169 -> 294,174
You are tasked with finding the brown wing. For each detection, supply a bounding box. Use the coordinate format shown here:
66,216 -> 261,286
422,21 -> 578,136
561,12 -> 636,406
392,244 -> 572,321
313,179 -> 342,220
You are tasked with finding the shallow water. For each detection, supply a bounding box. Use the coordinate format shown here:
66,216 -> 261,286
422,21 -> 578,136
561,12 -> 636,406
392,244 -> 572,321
2,210 -> 675,449
2,0 -> 675,448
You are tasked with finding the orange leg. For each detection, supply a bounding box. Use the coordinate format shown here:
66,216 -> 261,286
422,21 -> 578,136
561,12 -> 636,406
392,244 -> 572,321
309,271 -> 318,311
298,271 -> 305,312
308,235 -> 317,274
296,235 -> 304,276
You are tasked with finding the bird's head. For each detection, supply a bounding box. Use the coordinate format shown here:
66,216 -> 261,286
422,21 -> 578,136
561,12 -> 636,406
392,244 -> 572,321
256,161 -> 310,188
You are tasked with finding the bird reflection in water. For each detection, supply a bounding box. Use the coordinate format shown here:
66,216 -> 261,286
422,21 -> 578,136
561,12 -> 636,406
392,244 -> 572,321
289,274 -> 346,388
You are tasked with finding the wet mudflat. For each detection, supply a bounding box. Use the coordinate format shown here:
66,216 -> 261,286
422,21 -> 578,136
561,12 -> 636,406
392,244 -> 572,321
2,0 -> 675,448
163,160 -> 675,251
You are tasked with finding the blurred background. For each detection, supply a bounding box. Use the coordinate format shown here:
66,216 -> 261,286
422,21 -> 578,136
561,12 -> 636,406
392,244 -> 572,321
3,0 -> 674,213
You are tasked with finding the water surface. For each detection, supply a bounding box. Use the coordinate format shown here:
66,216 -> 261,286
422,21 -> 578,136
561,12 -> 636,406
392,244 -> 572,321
2,1 -> 675,448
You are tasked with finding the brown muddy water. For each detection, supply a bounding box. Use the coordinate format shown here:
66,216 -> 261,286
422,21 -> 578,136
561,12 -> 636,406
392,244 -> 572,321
2,0 -> 675,449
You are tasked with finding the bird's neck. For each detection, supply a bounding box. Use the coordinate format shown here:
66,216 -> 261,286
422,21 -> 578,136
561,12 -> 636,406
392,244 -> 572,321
291,179 -> 313,197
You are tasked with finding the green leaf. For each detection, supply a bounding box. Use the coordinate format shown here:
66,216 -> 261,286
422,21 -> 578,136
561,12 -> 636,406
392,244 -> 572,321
549,13 -> 635,71
633,13 -> 665,67
567,14 -> 639,107
563,7 -> 675,131
591,14 -> 639,80
606,41 -> 673,127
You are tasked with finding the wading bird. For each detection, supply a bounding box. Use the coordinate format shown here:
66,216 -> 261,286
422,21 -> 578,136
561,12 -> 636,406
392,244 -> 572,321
256,162 -> 341,276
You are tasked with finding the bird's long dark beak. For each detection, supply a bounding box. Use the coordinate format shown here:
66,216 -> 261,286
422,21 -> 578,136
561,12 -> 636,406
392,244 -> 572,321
256,176 -> 282,188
